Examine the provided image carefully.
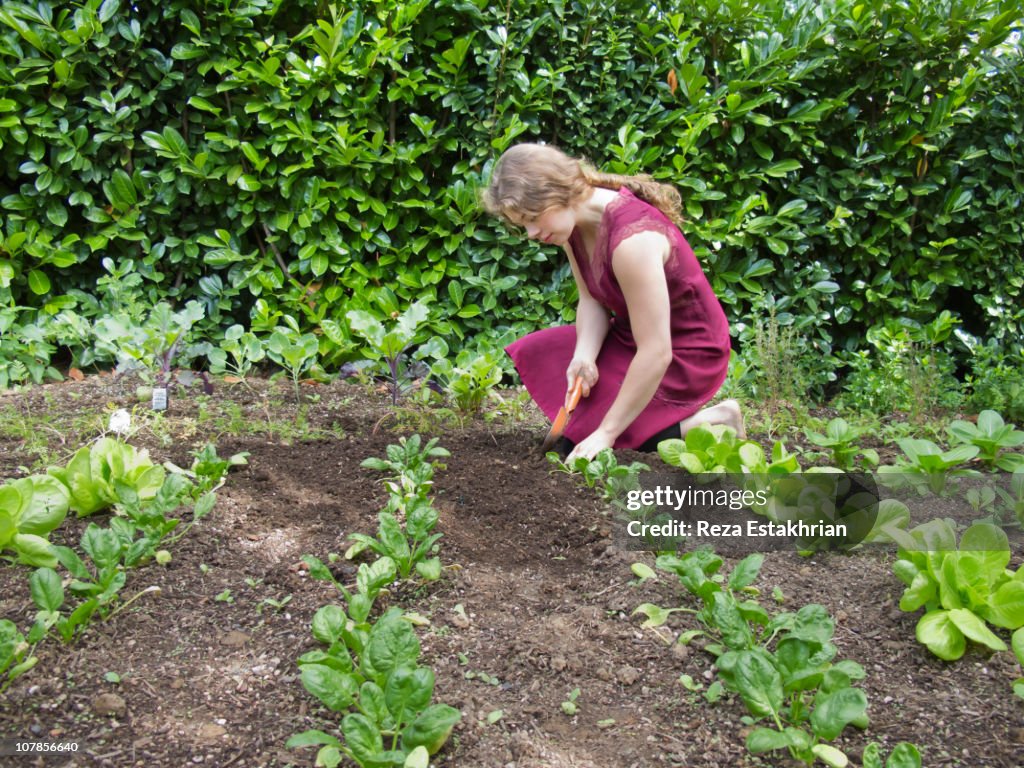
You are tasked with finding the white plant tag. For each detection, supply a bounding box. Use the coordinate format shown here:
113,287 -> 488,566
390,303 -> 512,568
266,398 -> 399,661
151,387 -> 168,411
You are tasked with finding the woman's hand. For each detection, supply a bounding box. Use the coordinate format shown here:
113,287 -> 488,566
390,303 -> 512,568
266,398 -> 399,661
567,427 -> 615,462
566,358 -> 598,399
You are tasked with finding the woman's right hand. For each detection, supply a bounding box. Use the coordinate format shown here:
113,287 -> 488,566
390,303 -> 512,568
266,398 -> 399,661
566,358 -> 598,399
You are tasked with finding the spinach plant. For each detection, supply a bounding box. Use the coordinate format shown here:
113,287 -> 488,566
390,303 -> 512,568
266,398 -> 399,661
993,466 -> 1024,527
890,519 -> 1023,660
550,448 -> 650,504
803,417 -> 880,470
290,608 -> 461,768
0,474 -> 70,568
1013,627 -> 1024,701
861,742 -> 923,768
947,410 -> 1024,471
347,500 -> 444,582
350,436 -> 450,582
639,550 -> 871,767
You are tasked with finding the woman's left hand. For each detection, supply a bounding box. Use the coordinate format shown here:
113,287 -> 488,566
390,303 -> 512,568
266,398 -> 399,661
566,429 -> 615,462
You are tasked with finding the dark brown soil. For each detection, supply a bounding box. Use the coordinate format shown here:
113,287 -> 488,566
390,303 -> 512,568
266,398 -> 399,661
1,376 -> 1022,768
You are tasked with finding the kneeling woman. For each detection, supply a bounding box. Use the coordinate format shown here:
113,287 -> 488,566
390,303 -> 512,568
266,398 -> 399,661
482,143 -> 742,461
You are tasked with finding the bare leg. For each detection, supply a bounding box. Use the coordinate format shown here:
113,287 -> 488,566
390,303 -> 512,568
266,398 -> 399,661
679,399 -> 745,439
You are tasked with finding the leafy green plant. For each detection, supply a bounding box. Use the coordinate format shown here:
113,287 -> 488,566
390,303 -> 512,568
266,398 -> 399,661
993,467 -> 1024,527
0,306 -> 61,389
206,324 -> 266,390
877,438 -> 980,495
638,550 -> 870,766
1013,627 -> 1024,701
550,448 -> 650,503
890,520 -> 1023,661
947,410 -> 1024,471
430,346 -> 505,414
350,436 -> 450,582
657,424 -> 763,474
347,301 -> 448,406
359,435 -> 450,485
47,437 -> 166,517
803,418 -> 880,471
861,742 -> 923,768
0,618 -> 36,694
92,300 -> 211,391
265,316 -> 320,404
346,500 -> 444,582
290,608 -> 461,768
0,474 -> 70,567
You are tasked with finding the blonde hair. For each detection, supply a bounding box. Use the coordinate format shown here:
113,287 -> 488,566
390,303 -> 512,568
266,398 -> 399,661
481,143 -> 684,228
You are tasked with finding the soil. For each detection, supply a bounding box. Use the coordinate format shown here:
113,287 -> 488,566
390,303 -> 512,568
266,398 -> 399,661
1,376 -> 1022,768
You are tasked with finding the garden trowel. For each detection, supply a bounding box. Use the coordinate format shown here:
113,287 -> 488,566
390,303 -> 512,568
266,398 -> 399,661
539,376 -> 584,453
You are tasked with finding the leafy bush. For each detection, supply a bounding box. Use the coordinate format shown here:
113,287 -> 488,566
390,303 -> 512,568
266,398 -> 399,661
0,0 -> 1020,385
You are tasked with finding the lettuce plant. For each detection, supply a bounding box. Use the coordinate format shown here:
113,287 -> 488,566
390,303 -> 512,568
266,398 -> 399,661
48,437 -> 165,517
0,474 -> 69,568
947,410 -> 1024,471
0,619 -> 36,693
890,520 -> 1023,660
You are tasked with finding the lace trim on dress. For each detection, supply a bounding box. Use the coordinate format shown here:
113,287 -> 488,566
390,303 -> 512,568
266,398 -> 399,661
592,202 -> 677,285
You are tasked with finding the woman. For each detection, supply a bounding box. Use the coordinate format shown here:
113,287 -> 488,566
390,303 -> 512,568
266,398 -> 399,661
482,143 -> 742,461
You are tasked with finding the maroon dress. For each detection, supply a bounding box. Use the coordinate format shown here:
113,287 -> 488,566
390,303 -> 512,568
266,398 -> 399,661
506,188 -> 731,449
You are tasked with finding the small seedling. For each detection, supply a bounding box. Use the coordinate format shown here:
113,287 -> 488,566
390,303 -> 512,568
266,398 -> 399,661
561,688 -> 580,716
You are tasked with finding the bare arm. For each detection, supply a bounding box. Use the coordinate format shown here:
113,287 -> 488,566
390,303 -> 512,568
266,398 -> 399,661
565,243 -> 610,396
568,231 -> 672,459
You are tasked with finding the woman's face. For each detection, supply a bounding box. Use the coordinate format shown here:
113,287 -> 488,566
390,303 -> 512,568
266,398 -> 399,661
508,205 -> 576,246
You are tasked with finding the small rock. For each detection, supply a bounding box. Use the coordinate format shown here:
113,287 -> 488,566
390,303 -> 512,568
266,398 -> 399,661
670,643 -> 690,661
551,655 -> 568,672
220,631 -> 250,647
197,723 -> 227,742
451,611 -> 471,629
616,666 -> 641,686
92,693 -> 127,717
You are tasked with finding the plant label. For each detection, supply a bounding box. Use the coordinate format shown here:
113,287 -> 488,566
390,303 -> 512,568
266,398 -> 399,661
151,387 -> 168,411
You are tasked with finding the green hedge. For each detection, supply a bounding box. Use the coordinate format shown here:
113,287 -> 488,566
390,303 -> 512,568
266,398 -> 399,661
0,0 -> 1021,380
